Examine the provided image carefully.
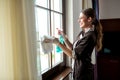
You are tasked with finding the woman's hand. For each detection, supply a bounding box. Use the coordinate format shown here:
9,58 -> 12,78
43,38 -> 53,43
56,28 -> 68,41
53,38 -> 60,45
43,37 -> 60,45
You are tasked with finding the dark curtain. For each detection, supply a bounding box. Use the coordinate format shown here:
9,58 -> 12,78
92,0 -> 99,20
92,0 -> 99,80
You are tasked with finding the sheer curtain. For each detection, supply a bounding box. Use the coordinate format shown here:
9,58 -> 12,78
0,0 -> 42,80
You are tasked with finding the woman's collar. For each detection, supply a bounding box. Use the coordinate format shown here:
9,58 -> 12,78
83,25 -> 95,33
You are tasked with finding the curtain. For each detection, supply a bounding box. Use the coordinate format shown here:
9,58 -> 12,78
82,0 -> 92,9
92,0 -> 99,19
92,0 -> 99,80
0,0 -> 42,80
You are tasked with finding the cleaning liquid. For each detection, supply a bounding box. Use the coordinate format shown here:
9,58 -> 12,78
56,35 -> 64,53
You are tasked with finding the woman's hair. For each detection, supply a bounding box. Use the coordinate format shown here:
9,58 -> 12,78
82,8 -> 103,52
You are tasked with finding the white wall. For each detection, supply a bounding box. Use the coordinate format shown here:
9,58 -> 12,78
99,0 -> 120,19
65,0 -> 73,43
73,0 -> 82,41
65,0 -> 82,43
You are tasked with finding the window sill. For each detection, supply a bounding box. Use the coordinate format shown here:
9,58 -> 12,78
52,67 -> 72,80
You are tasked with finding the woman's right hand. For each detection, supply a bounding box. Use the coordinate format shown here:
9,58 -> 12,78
56,28 -> 68,41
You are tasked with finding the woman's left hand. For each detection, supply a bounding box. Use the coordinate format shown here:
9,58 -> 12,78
53,38 -> 60,45
43,37 -> 60,45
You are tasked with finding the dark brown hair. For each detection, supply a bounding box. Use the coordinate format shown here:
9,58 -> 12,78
82,8 -> 103,52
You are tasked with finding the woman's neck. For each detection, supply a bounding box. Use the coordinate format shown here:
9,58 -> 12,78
82,25 -> 94,33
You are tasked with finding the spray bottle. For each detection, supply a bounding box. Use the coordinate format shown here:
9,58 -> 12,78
56,28 -> 64,53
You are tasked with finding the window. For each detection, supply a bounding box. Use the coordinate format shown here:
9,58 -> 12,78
35,0 -> 65,78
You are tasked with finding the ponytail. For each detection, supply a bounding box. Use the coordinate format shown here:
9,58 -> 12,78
94,19 -> 103,52
82,8 -> 103,52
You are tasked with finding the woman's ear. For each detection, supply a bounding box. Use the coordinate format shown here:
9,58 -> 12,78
88,17 -> 92,23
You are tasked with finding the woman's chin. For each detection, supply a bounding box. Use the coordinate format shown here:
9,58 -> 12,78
80,26 -> 83,28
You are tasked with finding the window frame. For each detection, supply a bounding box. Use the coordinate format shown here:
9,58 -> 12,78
35,0 -> 66,79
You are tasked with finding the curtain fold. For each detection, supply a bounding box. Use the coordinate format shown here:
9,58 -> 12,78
0,0 -> 41,80
0,1 -> 14,79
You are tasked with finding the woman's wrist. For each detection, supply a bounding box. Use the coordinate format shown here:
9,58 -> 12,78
64,38 -> 68,42
56,42 -> 61,46
63,35 -> 68,41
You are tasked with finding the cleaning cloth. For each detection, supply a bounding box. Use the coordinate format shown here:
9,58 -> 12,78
40,35 -> 54,54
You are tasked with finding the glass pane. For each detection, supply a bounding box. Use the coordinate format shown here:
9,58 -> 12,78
51,12 -> 63,66
52,48 -> 63,66
40,51 -> 50,72
35,7 -> 50,73
51,0 -> 62,12
35,0 -> 49,8
37,43 -> 41,75
37,42 -> 51,74
51,12 -> 63,37
35,8 -> 50,37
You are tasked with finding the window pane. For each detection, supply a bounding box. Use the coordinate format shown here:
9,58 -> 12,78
35,8 -> 51,73
52,48 -> 63,66
51,0 -> 62,12
51,12 -> 63,66
35,0 -> 64,76
51,12 -> 63,37
35,0 -> 49,8
35,8 -> 50,37
37,45 -> 41,75
37,42 -> 51,74
40,52 -> 50,73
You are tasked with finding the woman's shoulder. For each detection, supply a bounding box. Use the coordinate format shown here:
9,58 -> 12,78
85,30 -> 95,36
84,31 -> 97,40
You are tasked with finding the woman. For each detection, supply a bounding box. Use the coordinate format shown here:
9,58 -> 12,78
45,8 -> 103,80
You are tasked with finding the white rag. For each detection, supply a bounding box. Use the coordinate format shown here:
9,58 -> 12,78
40,35 -> 54,54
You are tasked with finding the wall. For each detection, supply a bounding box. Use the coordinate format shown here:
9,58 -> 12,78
65,0 -> 82,79
98,0 -> 120,80
99,0 -> 120,19
65,0 -> 82,43
73,0 -> 83,41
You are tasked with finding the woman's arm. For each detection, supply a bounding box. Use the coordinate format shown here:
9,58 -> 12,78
43,35 -> 74,59
57,42 -> 74,59
64,38 -> 73,50
57,29 -> 73,50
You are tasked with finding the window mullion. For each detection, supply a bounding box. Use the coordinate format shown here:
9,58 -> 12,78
49,0 -> 53,68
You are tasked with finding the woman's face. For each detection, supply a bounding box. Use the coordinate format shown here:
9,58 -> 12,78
78,13 -> 91,28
